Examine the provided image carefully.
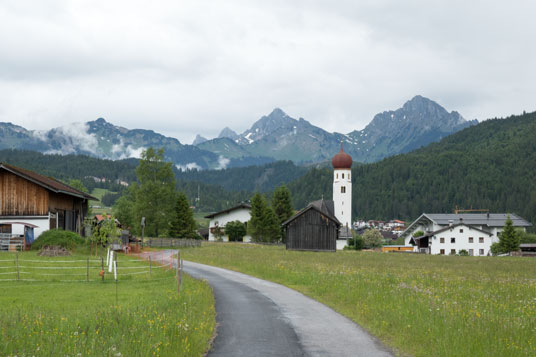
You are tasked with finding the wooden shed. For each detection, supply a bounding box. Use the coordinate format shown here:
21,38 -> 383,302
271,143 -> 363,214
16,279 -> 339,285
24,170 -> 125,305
0,163 -> 96,241
283,199 -> 340,252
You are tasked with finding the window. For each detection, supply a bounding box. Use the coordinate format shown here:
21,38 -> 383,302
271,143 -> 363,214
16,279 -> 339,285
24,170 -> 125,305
342,201 -> 344,206
450,249 -> 456,255
451,237 -> 456,243
469,249 -> 474,256
348,173 -> 351,180
479,249 -> 484,256
479,237 -> 484,243
440,237 -> 445,243
341,186 -> 346,193
469,237 -> 474,243
336,173 -> 338,179
459,229 -> 464,233
342,173 -> 345,179
440,249 -> 445,255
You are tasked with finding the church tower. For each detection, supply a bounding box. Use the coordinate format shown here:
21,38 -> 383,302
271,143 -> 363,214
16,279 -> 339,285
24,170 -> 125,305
332,143 -> 353,230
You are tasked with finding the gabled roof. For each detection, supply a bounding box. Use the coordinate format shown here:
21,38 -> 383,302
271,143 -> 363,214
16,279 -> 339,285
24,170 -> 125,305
0,163 -> 96,200
204,203 -> 251,219
411,222 -> 493,241
282,199 -> 341,227
402,212 -> 532,238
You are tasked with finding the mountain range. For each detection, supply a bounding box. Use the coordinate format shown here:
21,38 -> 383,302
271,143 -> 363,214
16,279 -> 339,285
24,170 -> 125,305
0,95 -> 476,169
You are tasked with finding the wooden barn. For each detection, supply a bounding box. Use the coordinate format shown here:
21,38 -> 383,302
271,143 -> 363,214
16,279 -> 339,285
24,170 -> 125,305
283,199 -> 340,252
0,163 -> 96,247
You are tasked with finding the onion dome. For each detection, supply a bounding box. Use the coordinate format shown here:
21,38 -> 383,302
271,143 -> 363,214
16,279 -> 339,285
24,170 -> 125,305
332,144 -> 353,169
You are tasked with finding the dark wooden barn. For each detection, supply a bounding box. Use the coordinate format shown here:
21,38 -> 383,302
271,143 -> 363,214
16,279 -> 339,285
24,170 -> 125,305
283,199 -> 340,252
0,163 -> 96,241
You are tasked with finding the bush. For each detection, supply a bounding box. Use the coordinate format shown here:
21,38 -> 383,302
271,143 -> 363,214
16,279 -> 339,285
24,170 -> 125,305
458,249 -> 469,256
354,235 -> 364,250
31,229 -> 86,251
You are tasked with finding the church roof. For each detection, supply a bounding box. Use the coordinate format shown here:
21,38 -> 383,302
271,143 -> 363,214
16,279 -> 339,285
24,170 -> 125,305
332,145 -> 352,169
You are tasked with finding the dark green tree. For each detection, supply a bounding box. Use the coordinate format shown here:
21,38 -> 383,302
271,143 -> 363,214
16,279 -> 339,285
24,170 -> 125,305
169,192 -> 198,239
113,184 -> 137,232
225,221 -> 247,242
498,215 -> 521,253
248,193 -> 267,242
272,185 -> 294,241
262,206 -> 282,243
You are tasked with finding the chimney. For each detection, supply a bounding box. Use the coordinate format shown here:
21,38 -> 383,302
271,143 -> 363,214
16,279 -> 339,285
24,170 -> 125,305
459,217 -> 463,223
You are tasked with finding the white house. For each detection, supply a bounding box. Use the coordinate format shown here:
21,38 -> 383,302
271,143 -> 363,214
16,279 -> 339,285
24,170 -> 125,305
205,203 -> 251,242
402,213 -> 532,256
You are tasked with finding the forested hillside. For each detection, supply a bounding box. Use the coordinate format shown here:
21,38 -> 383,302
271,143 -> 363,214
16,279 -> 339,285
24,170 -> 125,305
0,149 -> 252,212
176,161 -> 308,193
289,111 -> 536,226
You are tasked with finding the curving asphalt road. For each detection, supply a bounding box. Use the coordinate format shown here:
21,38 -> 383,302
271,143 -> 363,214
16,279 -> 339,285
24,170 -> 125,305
184,261 -> 393,357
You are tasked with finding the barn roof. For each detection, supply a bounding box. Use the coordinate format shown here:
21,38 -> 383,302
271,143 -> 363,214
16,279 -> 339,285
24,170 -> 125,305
0,163 -> 96,200
282,199 -> 341,227
204,202 -> 251,219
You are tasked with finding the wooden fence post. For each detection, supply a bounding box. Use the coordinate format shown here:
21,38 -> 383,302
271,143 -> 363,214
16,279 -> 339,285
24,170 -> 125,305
176,250 -> 181,295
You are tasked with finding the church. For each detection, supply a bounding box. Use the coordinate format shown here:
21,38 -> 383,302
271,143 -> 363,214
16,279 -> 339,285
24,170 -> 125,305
283,144 -> 354,251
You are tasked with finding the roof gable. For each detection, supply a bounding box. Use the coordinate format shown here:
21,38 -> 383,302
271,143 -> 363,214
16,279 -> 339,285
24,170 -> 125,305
283,199 -> 340,226
204,203 -> 251,219
0,163 -> 96,200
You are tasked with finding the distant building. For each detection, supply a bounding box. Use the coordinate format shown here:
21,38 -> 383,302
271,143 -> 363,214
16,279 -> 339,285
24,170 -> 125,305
402,213 -> 532,256
0,163 -> 96,246
283,199 -> 340,252
205,203 -> 251,242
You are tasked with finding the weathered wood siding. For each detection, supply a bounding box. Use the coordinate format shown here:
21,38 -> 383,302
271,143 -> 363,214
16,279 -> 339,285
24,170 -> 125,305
285,209 -> 337,251
0,170 -> 49,216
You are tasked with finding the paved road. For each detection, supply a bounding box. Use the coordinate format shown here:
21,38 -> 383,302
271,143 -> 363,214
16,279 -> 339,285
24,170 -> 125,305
184,261 -> 393,357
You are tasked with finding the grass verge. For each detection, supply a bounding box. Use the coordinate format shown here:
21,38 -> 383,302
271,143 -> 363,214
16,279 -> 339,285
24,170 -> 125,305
181,243 -> 536,357
0,250 -> 215,356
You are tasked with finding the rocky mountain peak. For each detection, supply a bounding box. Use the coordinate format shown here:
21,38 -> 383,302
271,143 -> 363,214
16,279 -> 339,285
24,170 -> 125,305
218,127 -> 238,140
193,134 -> 208,145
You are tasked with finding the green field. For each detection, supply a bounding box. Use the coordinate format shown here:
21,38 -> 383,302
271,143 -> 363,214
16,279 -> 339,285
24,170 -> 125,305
0,250 -> 215,356
182,243 -> 536,357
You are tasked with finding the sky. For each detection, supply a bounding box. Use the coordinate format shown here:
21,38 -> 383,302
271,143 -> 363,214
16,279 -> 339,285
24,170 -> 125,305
1,1 -> 535,144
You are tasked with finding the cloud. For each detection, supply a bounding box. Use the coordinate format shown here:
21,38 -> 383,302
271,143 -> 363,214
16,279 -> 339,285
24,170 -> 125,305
216,155 -> 230,170
33,122 -> 99,155
1,1 -> 535,142
176,163 -> 202,171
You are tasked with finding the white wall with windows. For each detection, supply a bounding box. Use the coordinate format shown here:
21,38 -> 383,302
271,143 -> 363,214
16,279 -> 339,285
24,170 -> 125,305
429,224 -> 494,256
208,208 -> 251,242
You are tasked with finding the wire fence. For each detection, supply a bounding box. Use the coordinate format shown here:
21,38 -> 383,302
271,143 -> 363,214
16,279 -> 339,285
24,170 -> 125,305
0,250 -> 180,284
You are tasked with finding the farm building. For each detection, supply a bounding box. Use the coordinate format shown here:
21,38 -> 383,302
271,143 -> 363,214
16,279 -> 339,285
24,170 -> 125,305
0,163 -> 96,247
283,199 -> 340,252
205,203 -> 251,242
402,213 -> 532,256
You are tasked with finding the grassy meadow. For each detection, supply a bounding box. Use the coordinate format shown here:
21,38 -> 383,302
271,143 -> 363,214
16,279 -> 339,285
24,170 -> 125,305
182,243 -> 536,357
0,250 -> 215,356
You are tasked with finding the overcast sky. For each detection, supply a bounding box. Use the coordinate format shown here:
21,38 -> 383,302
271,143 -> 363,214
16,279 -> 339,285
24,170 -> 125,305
1,1 -> 535,144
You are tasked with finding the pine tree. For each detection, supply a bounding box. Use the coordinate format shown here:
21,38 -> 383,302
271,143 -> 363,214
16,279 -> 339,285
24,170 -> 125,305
272,185 -> 294,241
169,192 -> 197,239
248,193 -> 267,242
263,206 -> 282,243
498,215 -> 521,253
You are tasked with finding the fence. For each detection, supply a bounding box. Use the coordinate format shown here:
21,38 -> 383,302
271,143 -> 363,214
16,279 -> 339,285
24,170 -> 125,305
144,238 -> 201,248
0,252 -> 173,283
